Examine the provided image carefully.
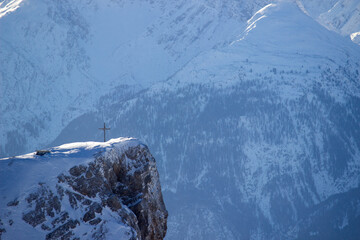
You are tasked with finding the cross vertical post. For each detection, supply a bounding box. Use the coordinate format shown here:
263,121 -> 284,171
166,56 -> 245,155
99,122 -> 110,142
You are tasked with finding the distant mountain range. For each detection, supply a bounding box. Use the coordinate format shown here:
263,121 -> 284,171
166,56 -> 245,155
1,0 -> 359,158
1,0 -> 360,239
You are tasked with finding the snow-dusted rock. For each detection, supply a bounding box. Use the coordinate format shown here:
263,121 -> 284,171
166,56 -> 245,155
0,138 -> 167,240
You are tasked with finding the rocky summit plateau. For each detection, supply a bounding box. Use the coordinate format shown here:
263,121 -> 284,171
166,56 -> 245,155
0,138 -> 168,240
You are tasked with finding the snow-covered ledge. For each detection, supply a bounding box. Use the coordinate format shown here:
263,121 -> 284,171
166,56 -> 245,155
0,138 -> 168,240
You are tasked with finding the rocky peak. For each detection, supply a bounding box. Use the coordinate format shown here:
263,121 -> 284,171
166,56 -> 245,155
0,138 -> 167,240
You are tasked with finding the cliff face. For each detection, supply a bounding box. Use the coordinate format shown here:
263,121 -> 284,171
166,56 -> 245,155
0,138 -> 167,240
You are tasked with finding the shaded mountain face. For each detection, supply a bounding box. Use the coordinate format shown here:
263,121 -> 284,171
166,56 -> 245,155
50,2 -> 360,239
0,138 -> 167,240
1,0 -> 360,239
3,0 -> 359,158
0,0 -> 274,158
294,186 -> 360,240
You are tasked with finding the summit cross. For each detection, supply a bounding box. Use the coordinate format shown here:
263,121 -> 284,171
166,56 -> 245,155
99,122 -> 110,142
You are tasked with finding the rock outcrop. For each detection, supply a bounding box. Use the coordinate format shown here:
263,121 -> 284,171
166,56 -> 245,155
0,138 -> 167,240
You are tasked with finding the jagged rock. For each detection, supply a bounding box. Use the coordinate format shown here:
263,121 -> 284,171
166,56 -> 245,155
45,219 -> 80,240
106,195 -> 122,211
41,224 -> 51,231
89,218 -> 102,225
35,150 -> 51,156
83,210 -> 95,222
6,200 -> 19,207
0,138 -> 167,240
115,145 -> 169,240
51,212 -> 69,228
22,185 -> 61,227
69,165 -> 86,177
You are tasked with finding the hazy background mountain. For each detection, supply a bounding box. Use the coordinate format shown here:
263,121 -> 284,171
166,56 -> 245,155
1,0 -> 359,158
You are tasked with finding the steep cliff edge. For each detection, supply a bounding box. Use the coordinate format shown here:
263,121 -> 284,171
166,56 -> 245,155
0,138 -> 167,240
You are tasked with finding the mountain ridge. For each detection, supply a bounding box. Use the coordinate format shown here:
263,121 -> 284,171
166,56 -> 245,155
2,0 -> 360,158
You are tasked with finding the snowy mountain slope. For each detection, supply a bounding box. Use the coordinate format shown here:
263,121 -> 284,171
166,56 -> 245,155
0,138 -> 167,240
50,2 -> 360,239
318,0 -> 360,44
0,0 -> 23,18
0,0 -> 277,158
300,0 -> 360,44
1,0 -> 359,158
293,186 -> 360,239
297,0 -> 339,17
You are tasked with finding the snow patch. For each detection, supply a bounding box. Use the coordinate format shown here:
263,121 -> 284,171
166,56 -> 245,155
0,0 -> 24,18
